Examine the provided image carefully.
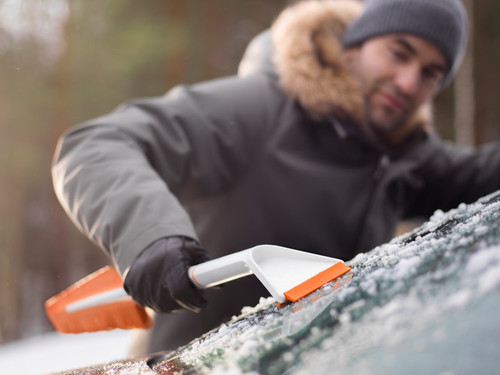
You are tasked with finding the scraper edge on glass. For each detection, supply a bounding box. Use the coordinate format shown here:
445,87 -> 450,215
44,244 -> 351,334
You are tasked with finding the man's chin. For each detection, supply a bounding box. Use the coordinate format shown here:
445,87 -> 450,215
369,118 -> 401,134
368,115 -> 408,140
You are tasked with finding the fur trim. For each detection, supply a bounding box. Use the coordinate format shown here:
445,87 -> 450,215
271,0 -> 433,145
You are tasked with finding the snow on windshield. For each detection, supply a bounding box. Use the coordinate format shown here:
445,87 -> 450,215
152,191 -> 500,375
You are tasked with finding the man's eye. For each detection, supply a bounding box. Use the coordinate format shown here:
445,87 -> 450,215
390,48 -> 409,62
422,69 -> 443,85
423,69 -> 437,80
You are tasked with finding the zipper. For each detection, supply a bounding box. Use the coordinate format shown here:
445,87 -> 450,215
352,154 -> 390,252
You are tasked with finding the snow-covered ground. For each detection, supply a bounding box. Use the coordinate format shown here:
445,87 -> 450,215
0,329 -> 132,375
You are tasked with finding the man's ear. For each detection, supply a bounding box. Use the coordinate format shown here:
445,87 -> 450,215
429,81 -> 444,100
343,46 -> 360,75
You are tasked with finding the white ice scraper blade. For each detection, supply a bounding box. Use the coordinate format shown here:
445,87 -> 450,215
188,244 -> 351,304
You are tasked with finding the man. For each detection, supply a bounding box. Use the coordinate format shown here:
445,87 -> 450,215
52,0 -> 500,354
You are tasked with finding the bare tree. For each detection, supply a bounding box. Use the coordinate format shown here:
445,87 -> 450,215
454,0 -> 475,146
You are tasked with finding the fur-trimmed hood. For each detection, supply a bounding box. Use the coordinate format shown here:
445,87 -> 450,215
271,0 -> 433,145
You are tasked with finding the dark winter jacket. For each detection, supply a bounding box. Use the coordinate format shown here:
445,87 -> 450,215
52,0 -> 500,352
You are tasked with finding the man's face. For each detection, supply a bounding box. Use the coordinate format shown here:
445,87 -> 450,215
345,34 -> 448,137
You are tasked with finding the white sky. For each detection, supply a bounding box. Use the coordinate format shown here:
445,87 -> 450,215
0,0 -> 69,58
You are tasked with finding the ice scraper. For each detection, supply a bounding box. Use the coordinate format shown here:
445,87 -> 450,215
45,244 -> 351,333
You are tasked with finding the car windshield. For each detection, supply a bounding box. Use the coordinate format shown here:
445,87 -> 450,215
146,191 -> 500,375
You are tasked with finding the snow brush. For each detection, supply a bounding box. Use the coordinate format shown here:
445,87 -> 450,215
45,245 -> 351,334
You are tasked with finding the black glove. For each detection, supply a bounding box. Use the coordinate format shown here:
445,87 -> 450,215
124,236 -> 211,313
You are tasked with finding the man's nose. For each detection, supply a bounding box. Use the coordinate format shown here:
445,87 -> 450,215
394,65 -> 420,96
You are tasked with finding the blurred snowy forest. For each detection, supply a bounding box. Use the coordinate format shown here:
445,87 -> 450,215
0,0 -> 499,346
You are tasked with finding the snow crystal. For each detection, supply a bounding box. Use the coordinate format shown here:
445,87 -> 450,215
478,267 -> 500,295
430,209 -> 445,222
391,256 -> 420,279
445,289 -> 473,309
465,246 -> 500,274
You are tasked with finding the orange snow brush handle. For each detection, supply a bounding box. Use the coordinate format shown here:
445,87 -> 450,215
45,266 -> 152,334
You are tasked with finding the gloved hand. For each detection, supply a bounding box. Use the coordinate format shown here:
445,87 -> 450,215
124,236 -> 211,313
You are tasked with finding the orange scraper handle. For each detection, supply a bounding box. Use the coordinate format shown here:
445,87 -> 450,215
45,266 -> 153,334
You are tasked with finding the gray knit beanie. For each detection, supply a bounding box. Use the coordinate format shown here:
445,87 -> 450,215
341,0 -> 468,87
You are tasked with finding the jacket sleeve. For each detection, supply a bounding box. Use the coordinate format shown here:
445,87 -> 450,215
404,137 -> 500,218
52,75 -> 279,274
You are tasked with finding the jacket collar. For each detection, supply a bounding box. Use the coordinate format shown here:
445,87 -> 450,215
271,0 -> 434,147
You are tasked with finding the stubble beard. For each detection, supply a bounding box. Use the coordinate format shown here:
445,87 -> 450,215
363,81 -> 415,139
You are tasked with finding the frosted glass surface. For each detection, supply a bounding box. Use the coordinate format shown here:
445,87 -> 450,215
153,191 -> 500,375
